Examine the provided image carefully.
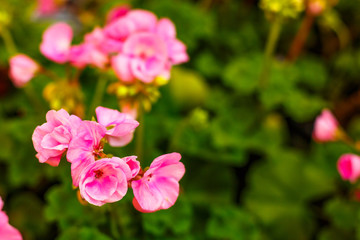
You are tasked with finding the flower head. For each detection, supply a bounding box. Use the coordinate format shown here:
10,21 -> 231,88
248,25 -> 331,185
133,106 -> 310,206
123,156 -> 140,178
79,157 -> 132,206
9,54 -> 39,87
0,197 -> 23,240
337,154 -> 360,182
112,32 -> 168,83
313,109 -> 340,142
40,22 -> 73,63
32,109 -> 81,166
95,106 -> 139,147
131,153 -> 185,212
67,121 -> 107,187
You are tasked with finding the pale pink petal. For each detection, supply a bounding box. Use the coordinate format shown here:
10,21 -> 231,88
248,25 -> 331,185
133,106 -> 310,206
40,22 -> 73,63
126,10 -> 157,32
156,18 -> 176,39
122,156 -> 140,178
111,54 -> 134,82
131,179 -> 163,211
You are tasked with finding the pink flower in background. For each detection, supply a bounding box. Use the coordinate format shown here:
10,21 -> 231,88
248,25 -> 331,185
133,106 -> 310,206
337,154 -> 360,182
69,43 -> 109,69
132,153 -> 185,213
313,109 -> 339,142
32,109 -> 81,167
79,157 -> 132,206
112,32 -> 168,83
67,121 -> 107,187
0,197 -> 22,240
9,54 -> 39,87
95,106 -> 139,147
36,0 -> 58,16
123,156 -> 140,178
106,5 -> 130,24
126,10 -> 157,32
40,22 -> 73,63
156,18 -> 189,65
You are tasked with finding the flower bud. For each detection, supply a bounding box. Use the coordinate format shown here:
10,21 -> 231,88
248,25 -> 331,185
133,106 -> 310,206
9,54 -> 40,87
312,109 -> 339,142
337,154 -> 360,182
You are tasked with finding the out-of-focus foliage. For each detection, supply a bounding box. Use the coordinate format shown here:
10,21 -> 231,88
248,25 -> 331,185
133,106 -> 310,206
1,0 -> 360,239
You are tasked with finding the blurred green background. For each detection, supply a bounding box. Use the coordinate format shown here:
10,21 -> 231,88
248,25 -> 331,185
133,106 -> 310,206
1,0 -> 360,239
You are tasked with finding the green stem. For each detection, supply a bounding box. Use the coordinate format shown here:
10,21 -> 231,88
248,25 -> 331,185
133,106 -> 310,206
259,16 -> 283,88
168,120 -> 187,152
109,206 -> 121,239
0,27 -> 17,55
87,74 -> 108,119
135,102 -> 144,161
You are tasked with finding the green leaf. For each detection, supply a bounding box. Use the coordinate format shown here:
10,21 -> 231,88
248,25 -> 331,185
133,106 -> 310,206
325,198 -> 359,230
206,205 -> 262,240
223,53 -> 262,95
143,199 -> 192,236
57,227 -> 112,240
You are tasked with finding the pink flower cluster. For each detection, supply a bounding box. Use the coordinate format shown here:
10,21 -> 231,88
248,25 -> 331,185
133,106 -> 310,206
0,197 -> 22,240
39,6 -> 189,83
32,108 -> 185,212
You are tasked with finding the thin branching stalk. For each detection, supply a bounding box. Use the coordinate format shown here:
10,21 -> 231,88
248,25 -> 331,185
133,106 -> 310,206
259,16 -> 283,88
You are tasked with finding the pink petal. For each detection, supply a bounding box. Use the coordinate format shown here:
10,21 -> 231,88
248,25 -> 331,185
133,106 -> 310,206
40,22 -> 73,63
111,54 -> 134,82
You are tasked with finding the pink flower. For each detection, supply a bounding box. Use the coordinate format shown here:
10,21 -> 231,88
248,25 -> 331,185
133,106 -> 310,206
79,157 -> 132,206
40,22 -> 73,63
106,5 -> 130,24
69,43 -> 109,69
67,121 -> 107,187
36,0 -> 58,16
126,10 -> 157,32
32,109 -> 81,167
313,109 -> 339,142
69,28 -> 110,69
95,106 -> 139,147
0,197 -> 22,240
156,18 -> 189,65
9,54 -> 39,87
112,32 -> 168,83
123,156 -> 140,178
337,154 -> 360,182
131,153 -> 185,213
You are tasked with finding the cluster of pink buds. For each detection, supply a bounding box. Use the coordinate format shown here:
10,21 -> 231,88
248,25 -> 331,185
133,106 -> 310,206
32,108 -> 185,212
313,109 -> 360,183
0,197 -> 22,239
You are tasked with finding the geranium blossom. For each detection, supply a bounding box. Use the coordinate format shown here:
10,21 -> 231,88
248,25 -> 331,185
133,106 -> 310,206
9,54 -> 39,87
131,152 -> 185,212
40,22 -> 73,63
0,197 -> 22,240
67,121 -> 107,186
32,109 -> 81,166
79,157 -> 132,206
95,106 -> 139,147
